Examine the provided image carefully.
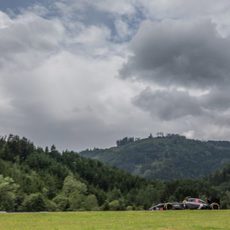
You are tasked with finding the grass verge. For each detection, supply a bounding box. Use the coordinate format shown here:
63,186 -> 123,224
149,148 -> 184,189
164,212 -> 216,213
0,210 -> 229,230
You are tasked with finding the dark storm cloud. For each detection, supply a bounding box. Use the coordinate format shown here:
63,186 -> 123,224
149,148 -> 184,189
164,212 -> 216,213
133,86 -> 230,121
133,88 -> 202,121
201,87 -> 230,111
120,18 -> 230,126
121,19 -> 230,88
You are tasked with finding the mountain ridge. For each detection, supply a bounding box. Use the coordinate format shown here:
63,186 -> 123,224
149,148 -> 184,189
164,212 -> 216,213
80,134 -> 230,180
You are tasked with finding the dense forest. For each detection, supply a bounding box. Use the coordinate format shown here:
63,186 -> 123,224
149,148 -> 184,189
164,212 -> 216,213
81,134 -> 230,180
0,135 -> 229,212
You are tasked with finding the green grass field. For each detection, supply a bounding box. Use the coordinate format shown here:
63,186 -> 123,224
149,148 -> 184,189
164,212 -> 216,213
0,211 -> 229,230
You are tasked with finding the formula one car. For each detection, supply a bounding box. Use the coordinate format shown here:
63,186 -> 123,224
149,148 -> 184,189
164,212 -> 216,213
149,197 -> 220,210
183,197 -> 219,210
149,202 -> 184,210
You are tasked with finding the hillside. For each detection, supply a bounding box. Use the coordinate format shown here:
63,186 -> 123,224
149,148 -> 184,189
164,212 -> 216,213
80,134 -> 230,180
0,135 -> 159,211
0,134 -> 229,212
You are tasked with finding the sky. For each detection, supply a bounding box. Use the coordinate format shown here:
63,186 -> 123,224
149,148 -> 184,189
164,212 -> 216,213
1,0 -> 230,151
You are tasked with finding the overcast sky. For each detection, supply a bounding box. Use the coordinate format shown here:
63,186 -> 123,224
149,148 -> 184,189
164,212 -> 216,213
1,1 -> 230,151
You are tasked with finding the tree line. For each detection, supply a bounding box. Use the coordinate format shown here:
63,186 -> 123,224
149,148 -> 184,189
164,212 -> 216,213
0,135 -> 229,212
81,134 -> 230,180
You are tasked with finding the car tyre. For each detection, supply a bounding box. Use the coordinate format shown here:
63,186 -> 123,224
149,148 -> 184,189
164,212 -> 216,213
164,203 -> 173,210
210,203 -> 220,210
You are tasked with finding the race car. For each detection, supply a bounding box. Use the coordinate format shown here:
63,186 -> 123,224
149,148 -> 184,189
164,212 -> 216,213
183,197 -> 220,210
149,202 -> 184,210
149,197 -> 220,210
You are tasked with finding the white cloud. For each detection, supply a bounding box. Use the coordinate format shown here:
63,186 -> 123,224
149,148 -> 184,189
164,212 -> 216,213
0,11 -> 12,28
1,0 -> 230,150
0,6 -> 152,150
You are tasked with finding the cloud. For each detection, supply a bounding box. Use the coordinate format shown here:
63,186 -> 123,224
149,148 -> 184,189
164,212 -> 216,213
56,0 -> 136,16
118,7 -> 230,142
0,11 -> 64,71
2,0 -> 230,150
120,16 -> 230,137
0,7 -> 152,150
133,88 -> 202,120
133,86 -> 230,141
121,19 -> 230,89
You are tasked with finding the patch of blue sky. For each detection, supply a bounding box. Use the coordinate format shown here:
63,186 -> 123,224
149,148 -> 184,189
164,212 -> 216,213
0,0 -> 48,12
73,5 -> 146,43
0,0 -> 57,20
0,0 -> 146,44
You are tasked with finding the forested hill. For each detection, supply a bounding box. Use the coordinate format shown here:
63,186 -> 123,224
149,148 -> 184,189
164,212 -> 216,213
0,135 -> 229,212
80,134 -> 230,180
0,135 -> 159,211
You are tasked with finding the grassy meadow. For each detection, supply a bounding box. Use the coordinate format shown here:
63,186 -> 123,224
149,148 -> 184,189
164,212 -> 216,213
0,210 -> 229,230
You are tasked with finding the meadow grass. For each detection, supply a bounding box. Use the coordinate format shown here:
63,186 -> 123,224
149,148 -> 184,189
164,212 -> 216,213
0,210 -> 229,230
